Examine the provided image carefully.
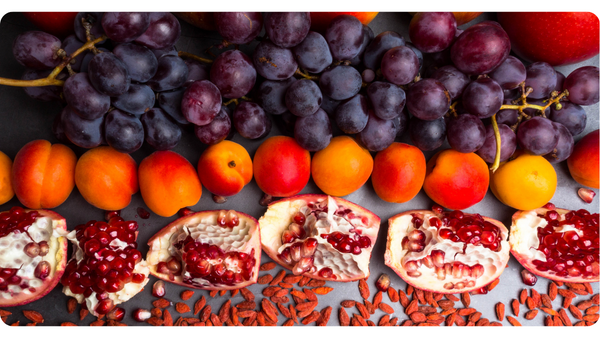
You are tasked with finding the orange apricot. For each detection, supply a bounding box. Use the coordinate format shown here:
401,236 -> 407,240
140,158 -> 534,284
567,129 -> 599,189
197,140 -> 252,199
372,143 -> 426,203
0,150 -> 14,205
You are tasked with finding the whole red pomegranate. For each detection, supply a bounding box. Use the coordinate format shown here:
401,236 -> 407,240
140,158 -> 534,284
0,207 -> 67,307
259,195 -> 381,281
510,205 -> 599,283
146,209 -> 261,290
385,206 -> 510,294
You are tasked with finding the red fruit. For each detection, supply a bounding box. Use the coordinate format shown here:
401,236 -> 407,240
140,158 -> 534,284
510,207 -> 599,283
309,12 -> 378,32
146,210 -> 261,290
259,194 -> 381,281
385,207 -> 510,294
0,207 -> 67,307
497,12 -> 599,66
567,129 -> 599,189
22,12 -> 78,38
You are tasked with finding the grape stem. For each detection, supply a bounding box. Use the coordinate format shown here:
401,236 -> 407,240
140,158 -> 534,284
178,51 -> 213,64
294,68 -> 319,81
490,114 -> 502,173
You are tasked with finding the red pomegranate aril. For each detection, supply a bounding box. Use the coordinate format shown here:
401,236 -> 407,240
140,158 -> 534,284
136,207 -> 150,219
318,267 -> 334,279
133,309 -> 151,322
166,257 -> 181,273
96,299 -> 114,315
152,280 -> 166,297
34,261 -> 50,280
293,212 -> 306,225
24,242 -> 40,257
107,307 -> 125,321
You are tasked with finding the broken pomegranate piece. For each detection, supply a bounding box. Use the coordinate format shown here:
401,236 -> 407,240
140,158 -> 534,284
259,195 -> 381,281
510,207 -> 599,283
0,206 -> 68,307
385,207 -> 510,293
146,210 -> 261,290
60,214 -> 150,316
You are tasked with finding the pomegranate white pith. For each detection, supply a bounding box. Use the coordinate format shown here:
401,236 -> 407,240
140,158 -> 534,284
146,210 -> 261,290
385,209 -> 509,294
259,195 -> 381,281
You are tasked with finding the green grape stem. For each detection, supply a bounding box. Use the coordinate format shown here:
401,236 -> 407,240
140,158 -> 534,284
177,51 -> 213,64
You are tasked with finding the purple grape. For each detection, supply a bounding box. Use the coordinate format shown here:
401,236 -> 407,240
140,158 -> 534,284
253,40 -> 297,81
543,123 -> 574,163
61,105 -> 104,148
101,12 -> 150,43
148,54 -> 188,92
134,12 -> 181,50
74,12 -> 105,43
319,65 -> 362,101
80,47 -> 109,73
264,12 -> 311,48
450,21 -> 511,75
367,81 -> 406,120
12,31 -> 61,70
210,49 -> 256,99
350,25 -> 374,66
489,56 -> 526,90
548,101 -> 587,136
111,83 -> 155,116
184,59 -> 210,85
409,12 -> 457,53
476,124 -> 517,163
563,66 -> 599,105
113,42 -> 158,83
21,69 -> 64,101
233,101 -> 272,139
194,106 -> 232,145
381,46 -> 420,86
324,15 -> 365,61
405,42 -> 423,73
517,116 -> 559,155
61,35 -> 87,72
423,49 -> 452,78
292,31 -> 332,73
503,88 -> 521,101
496,103 -> 519,126
320,95 -> 341,116
334,94 -> 369,134
182,80 -> 222,126
462,77 -> 504,118
446,114 -> 486,153
141,108 -> 181,150
430,65 -> 470,100
63,72 -> 110,120
356,111 -> 397,152
285,79 -> 322,117
258,78 -> 297,115
555,71 -> 565,92
409,117 -> 446,151
406,78 -> 450,121
157,89 -> 189,125
214,12 -> 263,45
88,52 -> 131,96
525,62 -> 557,99
294,108 -> 332,151
104,109 -> 144,153
362,69 -> 375,83
362,31 -> 405,70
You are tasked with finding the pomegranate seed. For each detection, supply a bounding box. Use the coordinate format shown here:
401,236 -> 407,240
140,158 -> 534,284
38,241 -> 49,256
136,207 -> 150,219
95,299 -> 114,315
432,205 -> 444,214
293,212 -> 306,225
166,257 -> 181,273
375,274 -> 391,292
178,207 -> 193,217
133,309 -> 151,322
107,307 -> 125,321
578,188 -> 596,204
34,261 -> 50,280
520,270 -> 538,286
24,242 -> 40,257
152,280 -> 166,298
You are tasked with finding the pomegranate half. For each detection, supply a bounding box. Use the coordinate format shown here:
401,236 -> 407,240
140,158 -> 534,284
146,210 -> 261,290
259,195 -> 381,281
61,214 -> 150,317
385,207 -> 510,293
510,206 -> 599,283
0,206 -> 68,307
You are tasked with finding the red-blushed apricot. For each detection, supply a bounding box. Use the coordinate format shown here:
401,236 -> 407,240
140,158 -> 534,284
75,146 -> 138,211
253,136 -> 310,197
423,149 -> 489,210
372,143 -> 426,203
12,140 -> 76,209
197,140 -> 252,198
567,129 -> 599,189
0,150 -> 14,205
139,151 -> 202,217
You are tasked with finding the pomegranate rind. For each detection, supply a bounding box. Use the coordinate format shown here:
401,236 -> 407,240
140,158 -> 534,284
146,210 -> 261,290
0,209 -> 68,307
385,210 -> 510,294
510,207 -> 599,283
259,194 -> 381,281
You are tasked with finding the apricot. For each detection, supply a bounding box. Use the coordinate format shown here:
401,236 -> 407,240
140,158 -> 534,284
75,146 -> 138,211
310,12 -> 378,32
197,140 -> 253,198
253,136 -> 311,197
12,140 -> 76,209
312,136 -> 373,197
567,129 -> 599,189
423,149 -> 489,210
0,150 -> 14,205
139,151 -> 202,217
372,143 -> 426,203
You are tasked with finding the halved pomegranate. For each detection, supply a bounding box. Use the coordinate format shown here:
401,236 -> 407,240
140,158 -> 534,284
60,214 -> 150,317
146,210 -> 261,290
385,206 -> 510,293
510,205 -> 599,283
0,206 -> 68,307
259,195 -> 381,281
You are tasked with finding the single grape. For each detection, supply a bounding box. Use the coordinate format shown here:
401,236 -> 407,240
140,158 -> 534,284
74,12 -> 105,43
233,101 -> 272,139
543,123 -> 574,163
80,47 -> 109,73
257,78 -> 297,115
488,56 -> 526,90
367,81 -> 406,120
409,117 -> 447,151
294,108 -> 332,151
181,80 -> 222,126
496,102 -> 519,126
525,62 -> 557,99
12,31 -> 62,70
63,72 -> 110,120
362,69 -> 375,83
61,35 -> 87,72
334,94 -> 369,134
476,124 -> 517,163
450,21 -> 511,75
563,66 -> 599,105
184,58 -> 210,85
462,77 -> 504,118
194,106 -> 232,145
381,46 -> 420,85
405,78 -> 450,120
88,52 -> 131,96
21,69 -> 64,101
147,54 -> 188,92
350,25 -> 374,66
555,71 -> 565,92
157,88 -> 189,124
61,105 -> 104,148
213,12 -> 263,44
430,65 -> 470,100
292,31 -> 332,73
446,114 -> 486,153
324,15 -> 365,61
253,40 -> 297,81
141,108 -> 182,150
135,12 -> 181,50
405,42 -> 424,73
319,65 -> 362,101
357,111 -> 397,152
517,116 -> 559,155
548,101 -> 587,136
320,95 -> 341,116
264,12 -> 311,48
503,88 -> 521,101
101,12 -> 150,43
104,109 -> 144,153
111,83 -> 155,116
362,31 -> 405,70
113,43 -> 158,83
409,12 -> 457,53
151,46 -> 177,59
211,49 -> 256,99
285,79 -> 322,117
